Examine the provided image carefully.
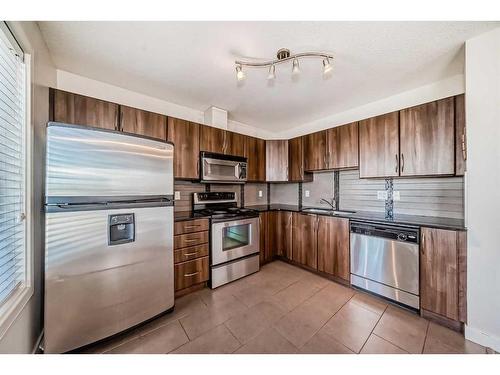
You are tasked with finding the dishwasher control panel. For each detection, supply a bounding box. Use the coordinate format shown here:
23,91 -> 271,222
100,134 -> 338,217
350,221 -> 419,244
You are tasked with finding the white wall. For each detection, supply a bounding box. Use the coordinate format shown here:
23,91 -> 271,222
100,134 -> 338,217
464,27 -> 500,352
57,70 -> 463,141
56,70 -> 276,139
0,22 -> 57,353
277,74 -> 465,139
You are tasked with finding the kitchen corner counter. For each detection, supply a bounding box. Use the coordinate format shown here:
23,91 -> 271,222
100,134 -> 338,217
244,205 -> 466,231
174,210 -> 211,222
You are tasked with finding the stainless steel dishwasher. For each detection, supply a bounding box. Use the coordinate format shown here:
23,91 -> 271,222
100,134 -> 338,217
350,221 -> 420,309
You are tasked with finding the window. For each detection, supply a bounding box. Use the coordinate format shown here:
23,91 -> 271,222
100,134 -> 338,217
0,22 -> 29,326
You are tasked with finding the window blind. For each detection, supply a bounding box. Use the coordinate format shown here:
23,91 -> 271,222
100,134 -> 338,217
0,24 -> 26,306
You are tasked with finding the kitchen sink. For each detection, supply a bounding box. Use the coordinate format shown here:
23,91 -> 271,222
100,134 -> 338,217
301,208 -> 356,216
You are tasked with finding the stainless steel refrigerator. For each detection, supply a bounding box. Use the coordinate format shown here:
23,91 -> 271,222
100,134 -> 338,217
44,123 -> 174,353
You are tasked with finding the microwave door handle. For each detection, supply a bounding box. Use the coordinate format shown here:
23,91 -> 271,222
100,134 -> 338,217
237,163 -> 242,178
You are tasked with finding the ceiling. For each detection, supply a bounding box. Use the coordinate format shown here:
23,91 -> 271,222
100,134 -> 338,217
38,21 -> 498,133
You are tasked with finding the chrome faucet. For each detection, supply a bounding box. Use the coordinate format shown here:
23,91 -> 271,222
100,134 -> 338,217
320,198 -> 337,210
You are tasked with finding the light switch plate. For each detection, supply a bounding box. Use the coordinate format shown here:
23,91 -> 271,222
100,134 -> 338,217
305,190 -> 310,197
174,191 -> 181,200
258,190 -> 263,198
377,191 -> 388,200
393,191 -> 401,201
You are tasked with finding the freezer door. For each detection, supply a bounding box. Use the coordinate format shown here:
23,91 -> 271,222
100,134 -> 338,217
44,206 -> 174,353
46,123 -> 173,197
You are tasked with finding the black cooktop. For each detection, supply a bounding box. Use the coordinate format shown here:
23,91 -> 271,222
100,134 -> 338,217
192,192 -> 259,221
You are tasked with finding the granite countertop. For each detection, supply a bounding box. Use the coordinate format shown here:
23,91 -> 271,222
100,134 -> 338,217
243,205 -> 466,231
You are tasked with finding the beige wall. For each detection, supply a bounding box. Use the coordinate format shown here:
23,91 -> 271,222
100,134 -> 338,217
0,22 -> 56,353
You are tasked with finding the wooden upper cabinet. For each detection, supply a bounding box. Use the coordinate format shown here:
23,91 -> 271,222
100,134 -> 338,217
268,211 -> 293,260
225,131 -> 247,157
120,106 -> 167,140
400,97 -> 455,176
327,122 -> 359,169
317,216 -> 350,281
292,213 -> 318,269
288,136 -> 312,182
200,125 -> 225,154
266,140 -> 289,182
167,118 -> 200,179
359,112 -> 400,178
304,130 -> 327,171
246,136 -> 266,182
455,94 -> 466,176
420,227 -> 464,321
52,89 -> 119,130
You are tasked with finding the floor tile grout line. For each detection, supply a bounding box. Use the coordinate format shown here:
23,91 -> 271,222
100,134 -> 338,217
358,304 -> 389,354
371,333 -> 410,354
296,289 -> 357,351
178,317 -> 192,343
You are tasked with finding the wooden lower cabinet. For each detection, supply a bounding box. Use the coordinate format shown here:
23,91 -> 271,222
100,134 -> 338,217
259,212 -> 272,264
420,227 -> 467,323
292,213 -> 318,269
174,219 -> 210,295
317,216 -> 350,281
268,211 -> 293,260
174,218 -> 209,235
174,257 -> 209,291
174,231 -> 209,249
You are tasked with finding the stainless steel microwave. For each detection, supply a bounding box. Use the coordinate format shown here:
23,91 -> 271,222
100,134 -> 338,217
200,152 -> 247,183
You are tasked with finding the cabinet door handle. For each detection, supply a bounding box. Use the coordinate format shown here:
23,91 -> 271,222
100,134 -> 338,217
395,154 -> 399,173
185,225 -> 200,229
184,271 -> 199,277
183,252 -> 198,256
401,153 -> 405,173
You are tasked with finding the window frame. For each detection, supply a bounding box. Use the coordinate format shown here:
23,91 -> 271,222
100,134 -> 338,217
0,23 -> 34,340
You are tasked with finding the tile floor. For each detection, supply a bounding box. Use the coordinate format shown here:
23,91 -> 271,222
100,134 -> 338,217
78,261 -> 488,354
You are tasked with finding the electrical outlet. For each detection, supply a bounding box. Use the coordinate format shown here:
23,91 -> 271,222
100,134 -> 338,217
305,190 -> 310,198
258,190 -> 263,198
393,191 -> 401,201
174,191 -> 181,200
377,191 -> 388,200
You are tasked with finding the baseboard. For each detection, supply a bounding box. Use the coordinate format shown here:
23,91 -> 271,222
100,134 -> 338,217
465,325 -> 500,352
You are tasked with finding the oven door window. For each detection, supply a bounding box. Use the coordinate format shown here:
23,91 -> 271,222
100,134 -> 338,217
222,224 -> 250,251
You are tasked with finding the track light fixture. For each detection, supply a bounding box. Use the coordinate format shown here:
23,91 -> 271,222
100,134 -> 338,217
235,48 -> 334,82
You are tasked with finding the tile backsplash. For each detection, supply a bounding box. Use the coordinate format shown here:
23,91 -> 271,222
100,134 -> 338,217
177,169 -> 465,219
244,183 -> 268,206
302,171 -> 335,208
174,180 -> 242,211
338,170 -> 386,213
270,183 -> 299,205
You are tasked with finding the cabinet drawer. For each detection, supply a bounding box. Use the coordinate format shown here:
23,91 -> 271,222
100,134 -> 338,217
174,231 -> 209,249
174,256 -> 209,291
174,219 -> 209,235
174,243 -> 209,264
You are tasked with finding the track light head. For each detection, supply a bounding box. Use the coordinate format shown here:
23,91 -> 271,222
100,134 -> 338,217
323,58 -> 333,76
236,65 -> 245,81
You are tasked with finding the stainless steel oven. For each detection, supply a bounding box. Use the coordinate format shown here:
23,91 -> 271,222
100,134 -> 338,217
211,217 -> 259,288
200,152 -> 247,183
